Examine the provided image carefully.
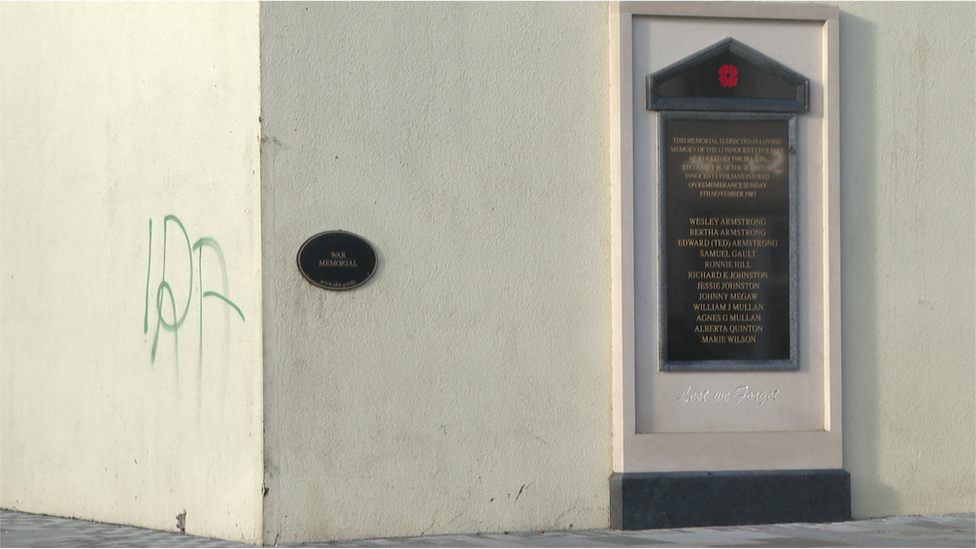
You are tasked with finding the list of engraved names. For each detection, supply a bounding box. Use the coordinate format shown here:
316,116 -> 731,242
664,118 -> 791,364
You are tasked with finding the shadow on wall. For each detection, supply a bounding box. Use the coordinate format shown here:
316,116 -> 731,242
837,11 -> 899,516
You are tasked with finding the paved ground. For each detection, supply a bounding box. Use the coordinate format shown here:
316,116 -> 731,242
1,509 -> 973,547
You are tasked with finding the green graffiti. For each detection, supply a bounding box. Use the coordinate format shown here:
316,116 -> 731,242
143,215 -> 245,389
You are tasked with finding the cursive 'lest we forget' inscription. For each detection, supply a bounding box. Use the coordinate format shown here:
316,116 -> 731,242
676,385 -> 779,406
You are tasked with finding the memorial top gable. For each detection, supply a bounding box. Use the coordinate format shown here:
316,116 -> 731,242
647,38 -> 810,113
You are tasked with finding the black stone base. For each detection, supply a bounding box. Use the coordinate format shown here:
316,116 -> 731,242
610,469 -> 851,530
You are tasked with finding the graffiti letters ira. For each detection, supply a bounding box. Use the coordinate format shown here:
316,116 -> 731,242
143,215 -> 245,407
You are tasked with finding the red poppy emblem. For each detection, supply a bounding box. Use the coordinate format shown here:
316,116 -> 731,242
718,64 -> 738,87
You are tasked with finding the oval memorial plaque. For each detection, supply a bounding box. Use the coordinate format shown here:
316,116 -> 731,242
297,231 -> 377,290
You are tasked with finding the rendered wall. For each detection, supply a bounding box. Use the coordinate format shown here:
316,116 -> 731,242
2,2 -> 972,543
0,3 -> 264,543
614,0 -> 974,522
259,2 -> 611,543
615,0 -> 973,521
833,2 -> 976,518
261,2 -> 973,541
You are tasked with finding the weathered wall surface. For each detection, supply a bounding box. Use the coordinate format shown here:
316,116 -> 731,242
261,1 -> 974,539
832,1 -> 976,518
259,2 -> 612,543
0,3 -> 264,543
2,2 -> 972,543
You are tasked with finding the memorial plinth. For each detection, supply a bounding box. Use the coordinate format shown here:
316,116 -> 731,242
610,2 -> 847,530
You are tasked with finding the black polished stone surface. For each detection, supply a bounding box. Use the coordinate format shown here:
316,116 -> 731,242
657,50 -> 796,101
297,231 -> 377,291
663,117 -> 792,367
610,469 -> 851,530
647,38 -> 810,113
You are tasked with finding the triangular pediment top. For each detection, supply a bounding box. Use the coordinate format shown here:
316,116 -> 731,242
647,38 -> 810,113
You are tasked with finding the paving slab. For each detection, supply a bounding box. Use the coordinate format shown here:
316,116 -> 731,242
2,509 -> 973,548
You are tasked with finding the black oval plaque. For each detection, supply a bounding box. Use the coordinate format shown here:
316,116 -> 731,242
297,231 -> 377,290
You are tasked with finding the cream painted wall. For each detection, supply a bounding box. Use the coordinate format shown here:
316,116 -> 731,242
624,0 -> 976,517
261,1 -> 974,539
832,2 -> 975,518
618,0 -> 974,520
259,2 -> 611,543
2,1 -> 972,544
0,3 -> 264,543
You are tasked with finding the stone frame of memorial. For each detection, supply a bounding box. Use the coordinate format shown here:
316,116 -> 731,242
609,1 -> 848,531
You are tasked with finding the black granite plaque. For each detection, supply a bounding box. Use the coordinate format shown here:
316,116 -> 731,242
661,113 -> 796,370
297,231 -> 377,290
647,38 -> 810,113
657,50 -> 796,102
